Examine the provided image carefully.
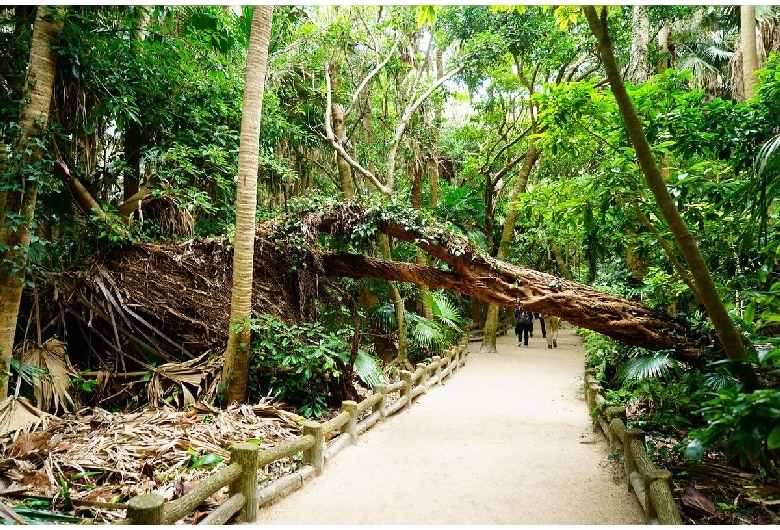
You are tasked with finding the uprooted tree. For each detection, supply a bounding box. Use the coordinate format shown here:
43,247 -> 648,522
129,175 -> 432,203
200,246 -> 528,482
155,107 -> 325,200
31,200 -> 710,408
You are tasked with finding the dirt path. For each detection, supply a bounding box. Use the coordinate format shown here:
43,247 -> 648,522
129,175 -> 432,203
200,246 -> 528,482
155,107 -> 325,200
255,327 -> 645,525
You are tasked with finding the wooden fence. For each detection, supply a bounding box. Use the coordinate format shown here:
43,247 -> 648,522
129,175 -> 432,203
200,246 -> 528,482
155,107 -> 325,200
122,337 -> 470,525
584,369 -> 682,525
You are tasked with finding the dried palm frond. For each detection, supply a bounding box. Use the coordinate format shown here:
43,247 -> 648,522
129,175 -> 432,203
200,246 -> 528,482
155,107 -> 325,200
0,397 -> 57,439
19,338 -> 77,414
147,352 -> 222,408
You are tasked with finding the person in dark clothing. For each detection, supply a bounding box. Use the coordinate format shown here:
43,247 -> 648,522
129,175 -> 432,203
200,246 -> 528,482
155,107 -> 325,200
514,307 -> 534,347
537,313 -> 546,338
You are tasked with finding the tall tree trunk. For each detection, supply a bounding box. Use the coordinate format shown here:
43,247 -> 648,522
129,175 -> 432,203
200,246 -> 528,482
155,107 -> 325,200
657,23 -> 670,74
741,5 -> 758,101
411,141 -> 434,320
0,7 -> 64,398
221,5 -> 274,405
481,142 -> 540,353
584,6 -> 761,391
332,103 -> 354,199
124,119 -> 141,201
427,48 -> 443,212
628,5 -> 650,84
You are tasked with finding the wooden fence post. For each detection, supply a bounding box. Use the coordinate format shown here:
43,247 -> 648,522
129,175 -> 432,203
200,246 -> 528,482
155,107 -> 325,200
302,421 -> 325,474
449,347 -> 457,377
228,443 -> 259,523
417,362 -> 428,393
433,356 -> 442,385
373,383 -> 388,420
400,370 -> 412,410
623,428 -> 645,491
341,400 -> 358,443
127,493 -> 164,525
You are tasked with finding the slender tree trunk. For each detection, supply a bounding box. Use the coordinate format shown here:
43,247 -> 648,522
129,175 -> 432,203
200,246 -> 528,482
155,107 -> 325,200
584,6 -> 761,391
221,5 -> 274,405
332,103 -> 354,199
481,142 -> 541,353
0,7 -> 64,398
427,48 -> 443,212
628,5 -> 650,84
550,238 -> 573,280
411,142 -> 433,320
124,120 -> 141,201
657,23 -> 670,74
741,5 -> 758,100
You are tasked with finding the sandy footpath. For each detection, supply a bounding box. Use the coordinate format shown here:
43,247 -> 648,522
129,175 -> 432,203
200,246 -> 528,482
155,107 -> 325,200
253,328 -> 645,525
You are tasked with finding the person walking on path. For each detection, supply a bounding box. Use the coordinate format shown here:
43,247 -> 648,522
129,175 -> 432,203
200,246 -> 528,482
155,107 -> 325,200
514,307 -> 534,347
537,313 -> 546,338
543,314 -> 560,349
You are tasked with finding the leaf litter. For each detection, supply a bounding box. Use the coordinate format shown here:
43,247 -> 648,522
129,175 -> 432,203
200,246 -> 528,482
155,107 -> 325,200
0,398 -> 304,524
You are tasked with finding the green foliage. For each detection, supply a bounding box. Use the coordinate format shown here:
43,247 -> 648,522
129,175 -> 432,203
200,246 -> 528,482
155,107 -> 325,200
370,289 -> 464,363
248,314 -> 380,418
185,448 -> 224,470
617,354 -> 680,383
687,388 -> 780,468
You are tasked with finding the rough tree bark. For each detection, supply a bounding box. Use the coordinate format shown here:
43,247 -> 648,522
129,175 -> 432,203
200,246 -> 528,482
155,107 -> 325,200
0,7 -> 64,398
221,5 -> 274,405
291,202 -> 699,361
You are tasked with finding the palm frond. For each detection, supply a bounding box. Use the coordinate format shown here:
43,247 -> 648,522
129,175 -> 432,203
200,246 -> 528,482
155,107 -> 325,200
352,351 -> 385,388
675,55 -> 720,89
7,359 -> 49,389
755,133 -> 780,177
701,371 -> 740,393
617,354 -> 679,382
406,312 -> 444,349
427,290 -> 464,331
19,338 -> 76,414
370,302 -> 397,332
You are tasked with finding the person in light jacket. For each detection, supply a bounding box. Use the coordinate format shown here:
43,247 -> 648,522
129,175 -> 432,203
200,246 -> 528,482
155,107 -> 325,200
542,314 -> 560,349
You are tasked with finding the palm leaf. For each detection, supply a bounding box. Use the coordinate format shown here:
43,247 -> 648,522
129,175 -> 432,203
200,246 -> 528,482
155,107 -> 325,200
7,359 -> 49,389
427,291 -> 464,331
617,354 -> 679,382
19,338 -> 76,413
755,133 -> 780,177
406,312 -> 443,349
701,371 -> 740,393
352,351 -> 385,387
370,302 -> 397,332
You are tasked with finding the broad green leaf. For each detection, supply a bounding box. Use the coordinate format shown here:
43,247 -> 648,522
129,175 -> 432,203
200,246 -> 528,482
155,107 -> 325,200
767,424 -> 780,449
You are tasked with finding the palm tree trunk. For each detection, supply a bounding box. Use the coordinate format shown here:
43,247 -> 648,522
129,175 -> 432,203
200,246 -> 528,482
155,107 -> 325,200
221,5 -> 274,405
0,7 -> 64,398
584,6 -> 761,391
741,5 -> 758,100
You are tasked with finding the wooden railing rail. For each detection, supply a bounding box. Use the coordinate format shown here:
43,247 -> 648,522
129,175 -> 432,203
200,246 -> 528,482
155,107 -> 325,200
124,336 -> 469,525
124,443 -> 259,525
584,369 -> 682,525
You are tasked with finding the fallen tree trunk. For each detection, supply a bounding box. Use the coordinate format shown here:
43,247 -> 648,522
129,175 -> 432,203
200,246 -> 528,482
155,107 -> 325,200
322,251 -> 698,361
290,202 -> 701,362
